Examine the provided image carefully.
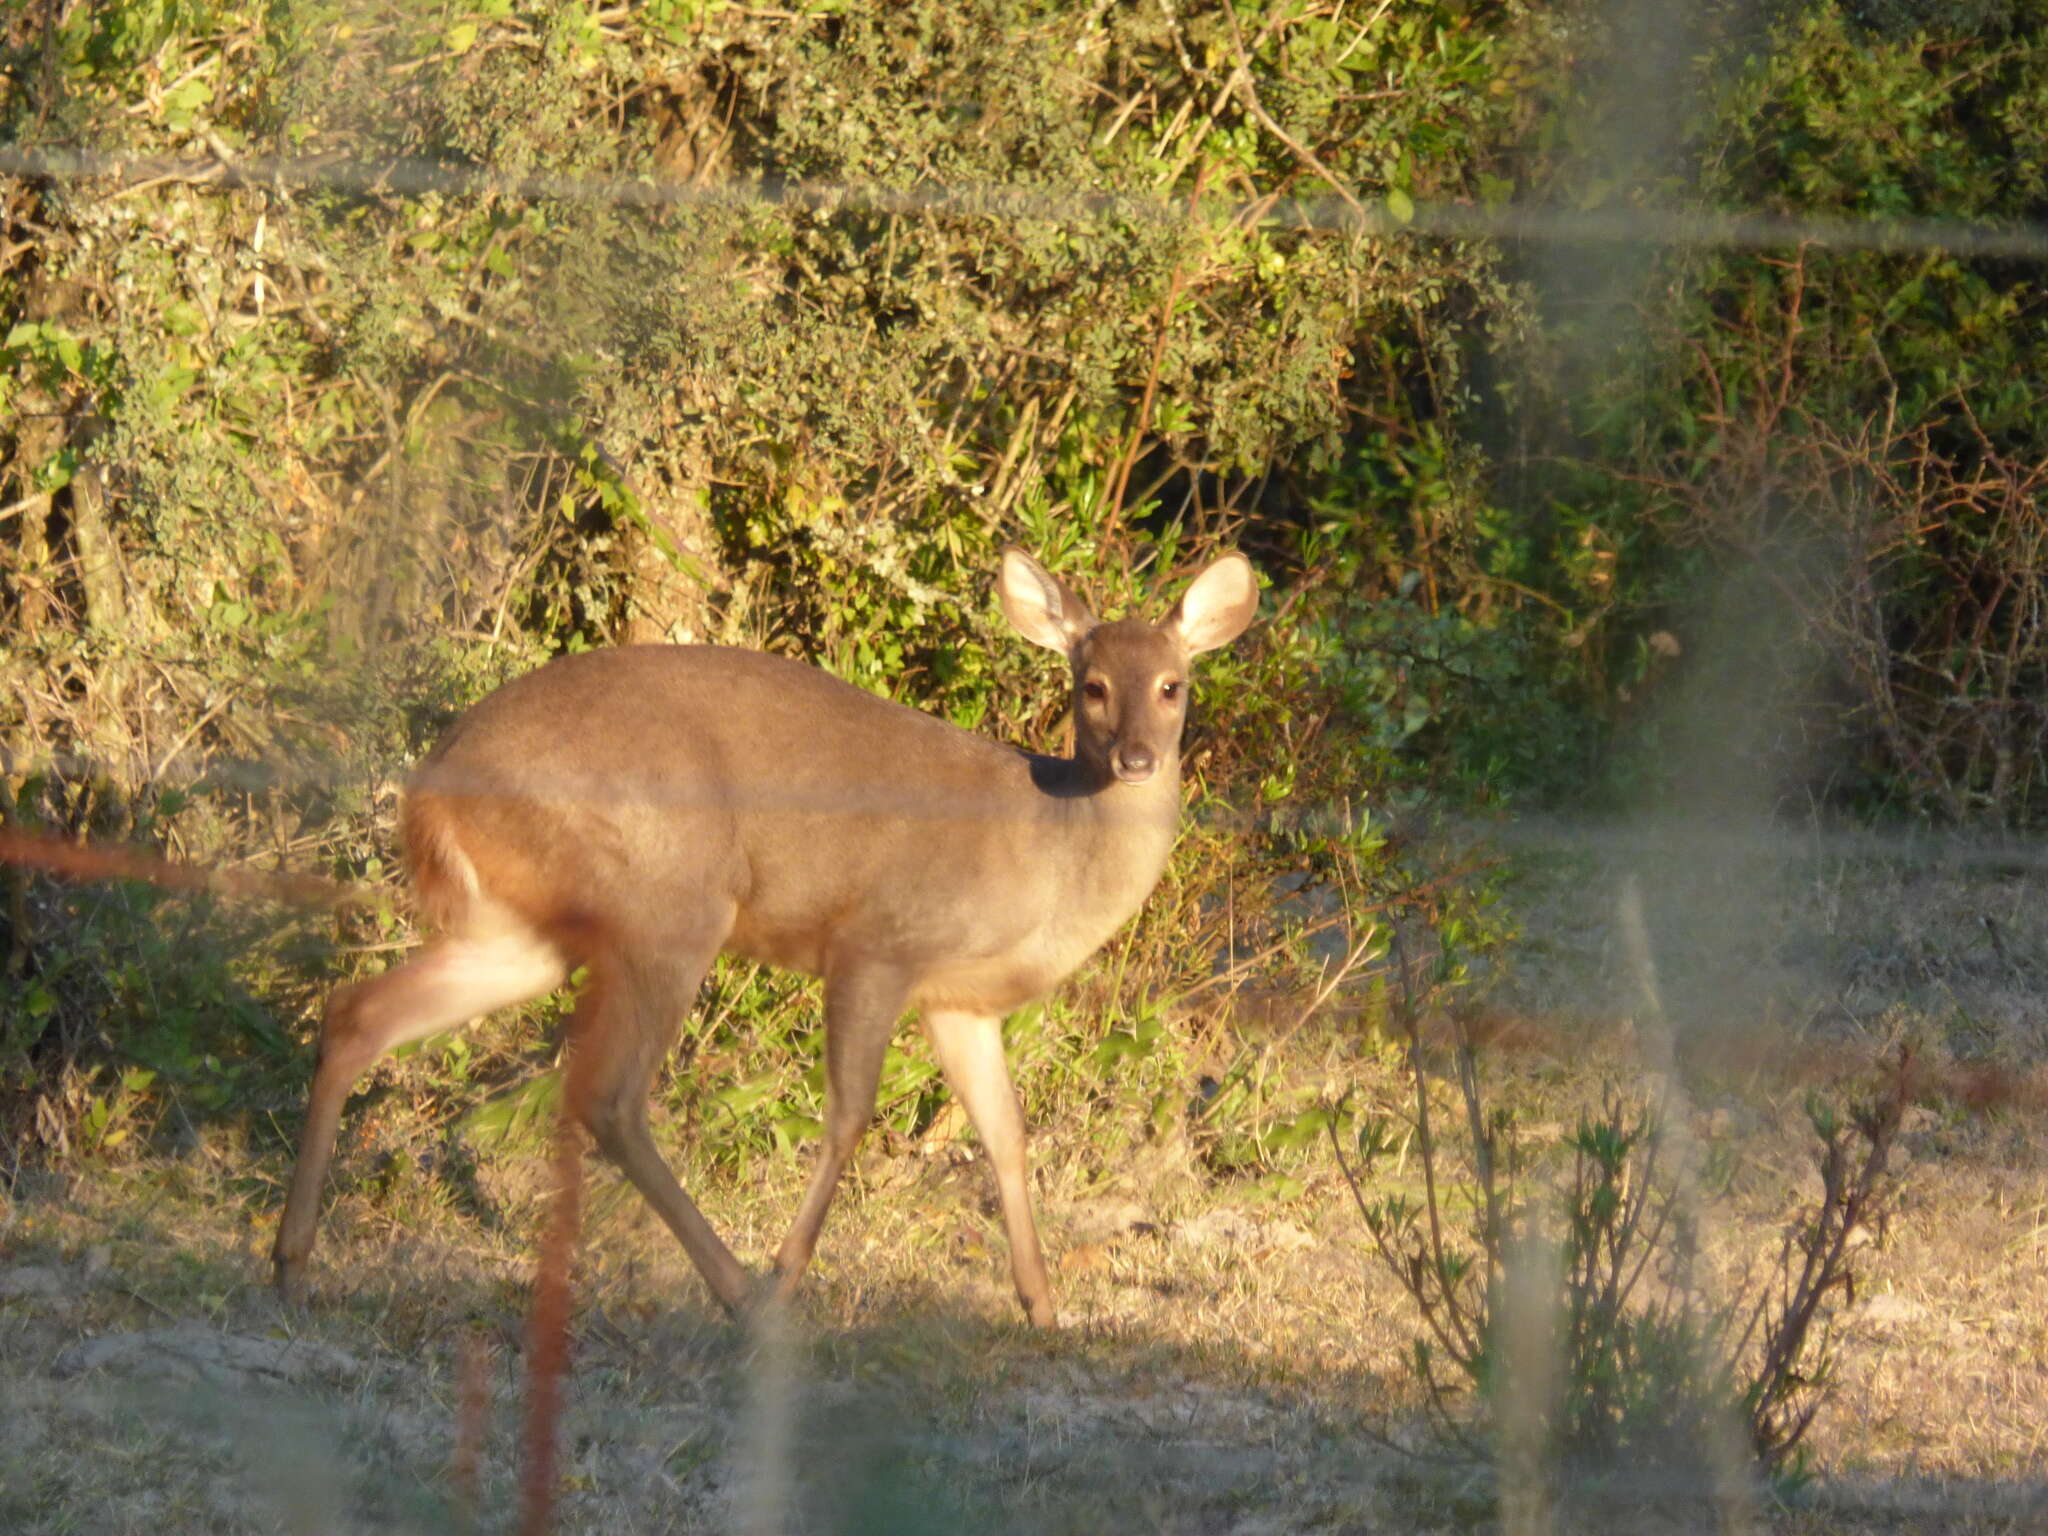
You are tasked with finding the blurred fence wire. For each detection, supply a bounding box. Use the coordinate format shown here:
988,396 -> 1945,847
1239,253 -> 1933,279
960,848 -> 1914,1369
8,141 -> 2048,261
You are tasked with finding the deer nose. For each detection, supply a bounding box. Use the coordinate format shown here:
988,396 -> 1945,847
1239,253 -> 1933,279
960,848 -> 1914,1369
1111,743 -> 1156,783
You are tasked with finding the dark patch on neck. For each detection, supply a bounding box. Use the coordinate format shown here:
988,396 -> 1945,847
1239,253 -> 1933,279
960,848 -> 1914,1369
1027,753 -> 1113,799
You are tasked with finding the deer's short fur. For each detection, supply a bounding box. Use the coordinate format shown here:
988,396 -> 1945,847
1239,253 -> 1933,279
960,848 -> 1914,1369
272,548 -> 1258,1326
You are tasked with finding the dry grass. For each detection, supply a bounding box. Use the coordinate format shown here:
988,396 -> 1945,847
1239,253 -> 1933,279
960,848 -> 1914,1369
4,834 -> 2047,1532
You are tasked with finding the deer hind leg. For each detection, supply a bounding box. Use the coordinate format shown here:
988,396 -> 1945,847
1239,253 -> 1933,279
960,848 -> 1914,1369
921,1008 -> 1056,1328
568,922 -> 752,1316
274,923 -> 567,1300
767,962 -> 910,1305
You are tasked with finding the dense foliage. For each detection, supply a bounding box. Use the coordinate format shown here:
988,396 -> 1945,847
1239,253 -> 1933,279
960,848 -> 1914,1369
1,1 -> 2041,1165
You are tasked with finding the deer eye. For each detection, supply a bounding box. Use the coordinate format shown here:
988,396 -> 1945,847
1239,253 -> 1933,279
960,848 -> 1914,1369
1082,679 -> 1109,703
1160,679 -> 1184,703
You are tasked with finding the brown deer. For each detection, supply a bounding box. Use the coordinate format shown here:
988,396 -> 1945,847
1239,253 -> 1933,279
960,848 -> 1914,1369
272,548 -> 1258,1326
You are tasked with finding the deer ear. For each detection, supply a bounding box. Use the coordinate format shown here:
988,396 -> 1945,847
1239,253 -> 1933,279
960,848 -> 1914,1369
999,548 -> 1098,655
1168,552 -> 1258,656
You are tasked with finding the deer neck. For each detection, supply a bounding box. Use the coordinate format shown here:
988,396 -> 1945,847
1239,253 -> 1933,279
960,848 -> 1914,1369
1030,751 -> 1185,937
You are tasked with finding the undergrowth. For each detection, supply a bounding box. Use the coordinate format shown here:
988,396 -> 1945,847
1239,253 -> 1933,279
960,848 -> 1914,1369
1336,921 -> 1908,1510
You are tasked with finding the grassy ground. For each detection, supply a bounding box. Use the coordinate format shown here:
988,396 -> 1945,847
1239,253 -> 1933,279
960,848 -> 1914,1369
4,825 -> 2046,1532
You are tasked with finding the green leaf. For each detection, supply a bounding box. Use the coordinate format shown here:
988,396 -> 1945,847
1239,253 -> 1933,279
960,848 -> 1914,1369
34,447 -> 77,494
163,77 -> 213,130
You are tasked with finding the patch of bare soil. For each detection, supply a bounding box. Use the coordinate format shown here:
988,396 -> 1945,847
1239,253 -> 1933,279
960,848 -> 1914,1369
6,1145 -> 2046,1535
0,1255 -> 1396,1530
4,832 -> 2046,1531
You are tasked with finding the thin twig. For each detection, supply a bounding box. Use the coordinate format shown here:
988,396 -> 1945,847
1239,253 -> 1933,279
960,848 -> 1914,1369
0,825 -> 382,910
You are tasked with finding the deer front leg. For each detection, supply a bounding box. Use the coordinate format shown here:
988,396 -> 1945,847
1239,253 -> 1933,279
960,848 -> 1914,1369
767,964 -> 909,1306
921,1007 -> 1055,1328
